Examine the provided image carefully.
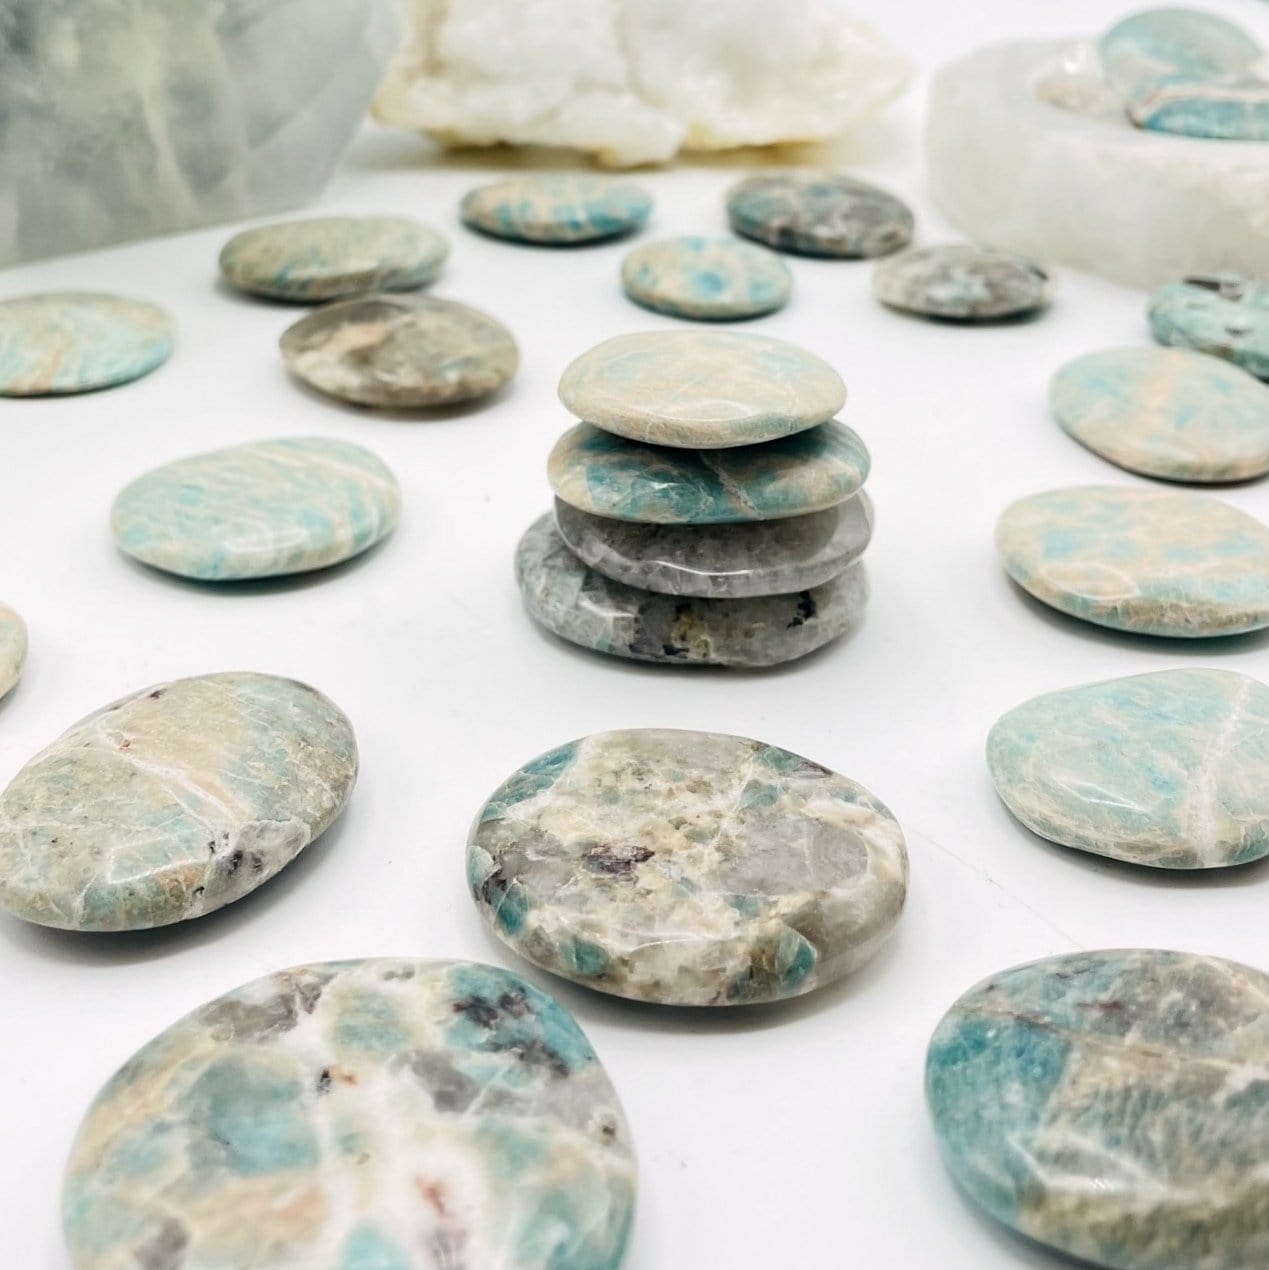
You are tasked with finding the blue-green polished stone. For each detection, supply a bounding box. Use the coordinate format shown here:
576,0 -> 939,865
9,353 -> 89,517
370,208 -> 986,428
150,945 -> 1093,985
927,949 -> 1269,1270
1149,276 -> 1269,381
461,173 -> 652,245
620,235 -> 792,321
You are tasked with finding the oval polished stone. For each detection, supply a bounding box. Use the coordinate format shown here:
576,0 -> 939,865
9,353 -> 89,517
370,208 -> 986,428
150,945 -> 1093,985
873,245 -> 1052,321
219,216 -> 449,302
64,959 -> 636,1270
461,173 -> 652,244
927,949 -> 1269,1270
112,437 -> 401,581
0,673 -> 356,931
0,604 -> 27,702
468,729 -> 908,1006
516,513 -> 866,667
988,669 -> 1269,869
1050,346 -> 1269,483
548,422 -> 869,525
620,235 -> 792,321
280,294 -> 518,408
726,170 -> 914,259
995,485 -> 1269,637
554,495 -> 873,598
0,292 -> 174,396
1150,276 -> 1269,381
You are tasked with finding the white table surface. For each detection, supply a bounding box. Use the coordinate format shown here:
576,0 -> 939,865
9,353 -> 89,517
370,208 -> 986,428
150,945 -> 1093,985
2,2 -> 1267,1265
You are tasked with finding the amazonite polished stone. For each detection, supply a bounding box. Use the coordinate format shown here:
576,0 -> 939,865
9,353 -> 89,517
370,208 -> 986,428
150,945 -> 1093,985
469,730 -> 907,1005
873,245 -> 1052,321
621,235 -> 792,320
0,605 -> 27,702
461,174 -> 652,244
0,293 -> 173,395
0,673 -> 356,931
996,485 -> 1269,637
1150,276 -> 1269,381
988,669 -> 1269,868
112,437 -> 400,581
927,949 -> 1269,1270
64,958 -> 636,1270
219,216 -> 448,301
1050,346 -> 1269,483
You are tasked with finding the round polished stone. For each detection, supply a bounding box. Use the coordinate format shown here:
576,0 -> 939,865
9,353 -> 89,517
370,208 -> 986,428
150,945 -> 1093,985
0,673 -> 357,931
995,485 -> 1269,637
1050,346 -> 1269,483
219,216 -> 449,302
461,173 -> 653,244
873,245 -> 1052,321
468,729 -> 908,1006
1150,276 -> 1269,381
0,292 -> 174,396
548,422 -> 869,525
620,235 -> 792,320
988,669 -> 1269,869
64,959 -> 636,1270
927,949 -> 1269,1270
280,294 -> 518,408
112,437 -> 400,581
0,604 -> 27,702
726,170 -> 914,259
558,330 -> 845,449
554,495 -> 872,597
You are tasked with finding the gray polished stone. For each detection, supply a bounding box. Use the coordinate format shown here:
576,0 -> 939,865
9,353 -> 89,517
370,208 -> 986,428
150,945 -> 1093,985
873,245 -> 1052,321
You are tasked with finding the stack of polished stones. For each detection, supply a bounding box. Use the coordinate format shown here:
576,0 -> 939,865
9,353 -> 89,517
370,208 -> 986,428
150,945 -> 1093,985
515,329 -> 874,668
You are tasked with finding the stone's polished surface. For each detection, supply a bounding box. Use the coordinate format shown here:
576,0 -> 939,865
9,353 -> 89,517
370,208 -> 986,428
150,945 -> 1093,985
620,236 -> 792,321
469,729 -> 908,1006
988,669 -> 1269,869
111,438 -> 401,582
63,958 -> 636,1270
0,293 -> 174,396
554,495 -> 873,598
548,422 -> 870,525
1050,346 -> 1269,483
558,331 -> 845,449
0,605 -> 28,703
0,673 -> 356,931
219,217 -> 448,302
726,171 -> 914,259
280,294 -> 518,408
995,485 -> 1269,638
927,949 -> 1269,1270
461,174 -> 653,244
873,245 -> 1051,321
1150,276 -> 1269,381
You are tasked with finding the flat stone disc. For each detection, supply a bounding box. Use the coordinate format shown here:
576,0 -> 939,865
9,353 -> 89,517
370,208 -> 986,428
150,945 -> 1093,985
219,216 -> 449,301
0,604 -> 27,702
0,292 -> 174,395
280,294 -> 518,408
468,729 -> 908,1005
995,485 -> 1269,637
0,673 -> 357,931
988,668 -> 1269,868
111,437 -> 400,582
620,235 -> 792,321
873,245 -> 1052,321
927,949 -> 1269,1270
63,959 -> 636,1270
1150,275 -> 1269,381
461,174 -> 653,244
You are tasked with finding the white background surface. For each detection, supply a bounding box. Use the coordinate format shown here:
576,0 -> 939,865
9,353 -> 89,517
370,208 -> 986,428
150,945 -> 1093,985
2,1 -> 1267,1265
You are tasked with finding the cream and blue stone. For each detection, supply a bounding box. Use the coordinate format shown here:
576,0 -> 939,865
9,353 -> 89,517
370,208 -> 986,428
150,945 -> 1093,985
620,236 -> 792,321
0,293 -> 174,396
927,949 -> 1269,1270
469,729 -> 908,1006
1050,345 -> 1269,483
111,437 -> 400,582
461,174 -> 653,245
0,673 -> 357,931
995,485 -> 1269,637
63,958 -> 636,1270
0,604 -> 27,702
1149,276 -> 1269,381
988,668 -> 1269,869
873,245 -> 1052,321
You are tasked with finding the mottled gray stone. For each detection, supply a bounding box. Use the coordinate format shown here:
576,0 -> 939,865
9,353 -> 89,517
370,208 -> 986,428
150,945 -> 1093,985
873,245 -> 1052,321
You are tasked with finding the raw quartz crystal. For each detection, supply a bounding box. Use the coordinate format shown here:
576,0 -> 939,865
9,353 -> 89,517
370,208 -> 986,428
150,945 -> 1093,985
374,0 -> 911,167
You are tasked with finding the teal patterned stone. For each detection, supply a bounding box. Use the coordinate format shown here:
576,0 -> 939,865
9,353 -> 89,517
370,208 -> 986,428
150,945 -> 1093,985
63,958 -> 636,1270
1149,276 -> 1269,381
0,604 -> 27,702
111,437 -> 400,581
461,174 -> 652,245
988,669 -> 1269,868
620,235 -> 792,320
927,949 -> 1269,1270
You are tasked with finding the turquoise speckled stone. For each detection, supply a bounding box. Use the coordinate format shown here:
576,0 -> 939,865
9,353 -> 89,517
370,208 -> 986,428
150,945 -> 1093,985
0,604 -> 27,702
64,958 -> 636,1270
0,673 -> 357,931
111,437 -> 400,581
988,669 -> 1269,868
995,485 -> 1269,637
1149,276 -> 1269,381
1050,346 -> 1269,483
927,949 -> 1269,1270
461,174 -> 652,245
620,235 -> 792,321
469,729 -> 907,1005
0,292 -> 174,396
